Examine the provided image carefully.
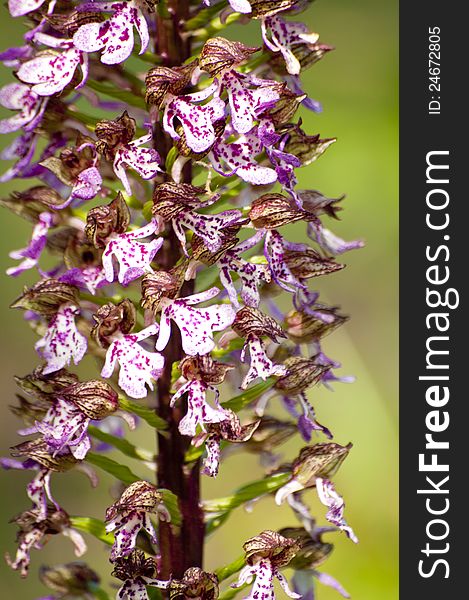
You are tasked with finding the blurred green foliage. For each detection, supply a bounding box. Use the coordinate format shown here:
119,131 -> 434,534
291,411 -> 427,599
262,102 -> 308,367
0,1 -> 397,598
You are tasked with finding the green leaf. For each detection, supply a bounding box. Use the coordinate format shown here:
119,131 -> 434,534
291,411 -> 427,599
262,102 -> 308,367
215,555 -> 245,583
119,397 -> 168,430
165,146 -> 178,173
219,583 -> 248,600
70,516 -> 114,546
143,200 -> 153,223
194,264 -> 220,292
88,425 -> 155,463
204,471 -> 290,514
147,588 -> 164,600
222,379 -> 275,412
89,585 -> 113,600
87,80 -> 147,110
159,488 -> 182,527
86,452 -> 140,485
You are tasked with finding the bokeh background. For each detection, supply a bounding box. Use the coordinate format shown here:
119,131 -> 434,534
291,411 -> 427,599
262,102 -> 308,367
0,1 -> 398,598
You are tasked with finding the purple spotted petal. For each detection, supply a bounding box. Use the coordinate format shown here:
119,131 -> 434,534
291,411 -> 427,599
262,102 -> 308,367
107,511 -> 157,560
308,222 -> 364,255
156,289 -> 235,356
101,323 -> 164,399
7,212 -> 53,277
8,0 -> 45,17
219,247 -> 271,308
201,436 -> 221,477
60,265 -> 107,295
316,477 -> 358,543
73,2 -> 149,65
174,207 -> 242,254
35,304 -> 87,374
0,83 -> 45,133
240,335 -> 286,389
113,133 -> 162,195
172,380 -> 230,437
102,220 -> 163,285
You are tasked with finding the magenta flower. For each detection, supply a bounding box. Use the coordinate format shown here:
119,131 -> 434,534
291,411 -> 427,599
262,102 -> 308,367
102,219 -> 163,285
17,33 -> 89,96
73,1 -> 149,65
163,84 -> 226,153
7,212 -> 54,277
35,304 -> 87,375
113,130 -> 163,195
316,478 -> 358,543
155,287 -> 236,356
171,378 -> 230,437
101,323 -> 164,399
241,334 -> 286,389
234,560 -> 300,600
209,129 -> 277,185
0,83 -> 46,133
60,265 -> 107,295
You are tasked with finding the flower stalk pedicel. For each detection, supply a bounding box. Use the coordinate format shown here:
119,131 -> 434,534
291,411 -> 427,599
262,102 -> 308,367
1,0 -> 363,598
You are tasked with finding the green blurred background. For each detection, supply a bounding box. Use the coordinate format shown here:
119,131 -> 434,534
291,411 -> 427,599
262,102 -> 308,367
0,1 -> 398,598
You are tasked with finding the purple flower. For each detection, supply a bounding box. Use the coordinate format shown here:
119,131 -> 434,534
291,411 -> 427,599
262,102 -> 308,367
292,569 -> 350,600
20,397 -> 91,460
171,378 -> 230,437
316,478 -> 358,543
261,17 -> 320,75
117,577 -> 170,600
308,222 -> 364,255
113,130 -> 163,195
155,287 -> 236,356
264,230 -> 306,293
35,304 -> 87,375
101,323 -> 164,399
209,130 -> 277,185
219,231 -> 271,308
0,131 -> 38,183
0,83 -> 47,133
105,481 -> 170,561
7,212 -> 54,277
8,0 -> 46,17
59,265 -> 107,295
73,1 -> 149,65
17,34 -> 89,96
163,84 -> 226,153
102,219 -> 163,285
233,559 -> 300,600
241,334 -> 286,389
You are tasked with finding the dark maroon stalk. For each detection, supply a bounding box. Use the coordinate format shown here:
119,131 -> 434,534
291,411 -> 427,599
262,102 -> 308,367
153,0 -> 205,580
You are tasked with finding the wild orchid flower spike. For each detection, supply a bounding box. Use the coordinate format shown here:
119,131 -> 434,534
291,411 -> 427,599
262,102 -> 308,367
17,33 -> 89,96
73,1 -> 150,65
233,531 -> 301,600
105,481 -> 170,561
0,83 -> 47,133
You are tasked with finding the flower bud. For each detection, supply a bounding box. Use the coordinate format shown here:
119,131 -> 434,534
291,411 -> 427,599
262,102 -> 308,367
145,61 -> 198,108
112,550 -> 158,581
281,124 -> 336,167
243,530 -> 299,568
39,562 -> 100,595
297,190 -> 345,220
15,368 -> 79,402
199,37 -> 259,77
244,417 -> 297,455
263,85 -> 305,127
0,186 -> 64,220
95,111 -> 136,160
152,182 -> 205,220
275,357 -> 329,395
286,308 -> 348,343
10,439 -> 79,471
47,10 -> 103,36
249,193 -> 309,229
41,135 -> 96,186
249,0 -> 301,19
91,299 -> 136,347
205,409 -> 259,443
105,481 -> 164,522
60,380 -> 119,419
10,279 -> 78,316
284,249 -> 344,279
86,192 -> 130,249
277,527 -> 333,570
141,270 -> 182,312
13,505 -> 71,535
232,307 -> 286,342
170,567 -> 219,600
292,443 -> 352,487
180,355 -> 234,386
